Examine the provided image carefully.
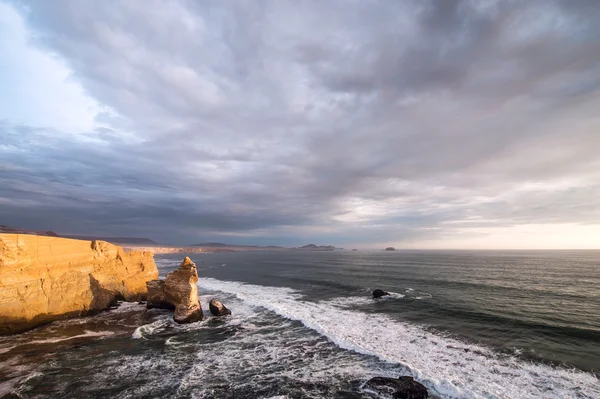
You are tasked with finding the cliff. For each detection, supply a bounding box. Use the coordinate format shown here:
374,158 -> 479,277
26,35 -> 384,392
0,234 -> 158,334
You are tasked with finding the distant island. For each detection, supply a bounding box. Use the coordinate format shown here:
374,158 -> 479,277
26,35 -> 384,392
385,247 -> 396,251
293,244 -> 336,251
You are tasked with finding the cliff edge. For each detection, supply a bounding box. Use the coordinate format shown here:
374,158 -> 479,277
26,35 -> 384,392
0,234 -> 158,334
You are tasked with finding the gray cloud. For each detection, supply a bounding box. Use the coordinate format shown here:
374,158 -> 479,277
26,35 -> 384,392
1,0 -> 599,246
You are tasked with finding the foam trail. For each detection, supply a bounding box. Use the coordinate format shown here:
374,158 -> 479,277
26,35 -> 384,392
28,330 -> 115,345
132,317 -> 171,339
197,278 -> 600,399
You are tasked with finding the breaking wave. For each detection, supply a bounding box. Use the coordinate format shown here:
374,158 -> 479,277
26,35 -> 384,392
196,277 -> 600,399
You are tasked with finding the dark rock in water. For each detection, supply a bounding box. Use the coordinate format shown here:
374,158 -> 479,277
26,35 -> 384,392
364,376 -> 428,399
373,289 -> 390,299
209,299 -> 231,316
385,247 -> 396,251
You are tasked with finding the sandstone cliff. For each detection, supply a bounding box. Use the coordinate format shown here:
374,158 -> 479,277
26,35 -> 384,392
0,234 -> 158,334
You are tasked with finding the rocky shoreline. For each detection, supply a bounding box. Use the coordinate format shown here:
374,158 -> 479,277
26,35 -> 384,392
0,236 -> 430,398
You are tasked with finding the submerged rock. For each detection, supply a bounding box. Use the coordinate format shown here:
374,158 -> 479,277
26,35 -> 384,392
164,257 -> 204,323
364,376 -> 428,399
209,299 -> 231,316
373,289 -> 390,299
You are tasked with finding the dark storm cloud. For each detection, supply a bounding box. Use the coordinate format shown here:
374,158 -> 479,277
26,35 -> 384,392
1,0 -> 600,246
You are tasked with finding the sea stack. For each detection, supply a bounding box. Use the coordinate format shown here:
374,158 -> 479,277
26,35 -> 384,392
385,247 -> 396,251
164,257 -> 204,323
0,234 -> 158,335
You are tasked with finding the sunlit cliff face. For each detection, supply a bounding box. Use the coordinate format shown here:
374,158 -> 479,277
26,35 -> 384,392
1,0 -> 600,248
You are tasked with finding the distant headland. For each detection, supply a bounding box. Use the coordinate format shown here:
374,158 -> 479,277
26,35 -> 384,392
0,226 -> 342,253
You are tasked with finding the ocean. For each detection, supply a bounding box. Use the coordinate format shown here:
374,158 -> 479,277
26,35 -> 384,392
1,250 -> 599,398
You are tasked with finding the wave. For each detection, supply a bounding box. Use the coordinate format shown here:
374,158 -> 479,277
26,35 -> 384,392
132,317 -> 172,339
196,277 -> 600,399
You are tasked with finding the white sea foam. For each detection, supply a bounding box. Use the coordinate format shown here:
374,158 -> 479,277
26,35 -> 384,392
0,378 -> 19,398
132,317 -> 172,339
174,302 -> 385,398
28,330 -> 115,345
326,296 -> 374,307
387,291 -> 407,299
197,278 -> 600,399
107,302 -> 146,313
0,346 -> 15,355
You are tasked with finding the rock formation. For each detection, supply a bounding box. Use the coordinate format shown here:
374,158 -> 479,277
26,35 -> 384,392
147,257 -> 203,323
364,376 -> 428,399
0,234 -> 158,335
385,247 -> 397,251
146,280 -> 174,310
209,299 -> 231,316
373,289 -> 390,299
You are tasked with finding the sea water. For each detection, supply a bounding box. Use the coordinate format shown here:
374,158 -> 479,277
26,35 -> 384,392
1,251 -> 599,398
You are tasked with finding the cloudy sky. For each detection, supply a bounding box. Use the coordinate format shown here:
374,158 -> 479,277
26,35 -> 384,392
1,0 -> 599,248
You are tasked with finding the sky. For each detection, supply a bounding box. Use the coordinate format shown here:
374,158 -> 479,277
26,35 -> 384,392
1,0 -> 599,249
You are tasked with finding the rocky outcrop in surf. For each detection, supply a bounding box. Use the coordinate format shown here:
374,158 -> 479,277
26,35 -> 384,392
0,234 -> 158,335
146,257 -> 203,323
373,289 -> 390,299
364,376 -> 428,399
209,299 -> 231,316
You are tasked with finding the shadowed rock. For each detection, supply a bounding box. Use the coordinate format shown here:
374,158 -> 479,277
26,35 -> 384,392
373,289 -> 390,299
209,299 -> 231,316
163,257 -> 203,323
364,376 -> 428,399
146,280 -> 175,310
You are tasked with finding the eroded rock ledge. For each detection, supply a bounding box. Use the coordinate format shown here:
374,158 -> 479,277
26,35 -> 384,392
0,234 -> 158,334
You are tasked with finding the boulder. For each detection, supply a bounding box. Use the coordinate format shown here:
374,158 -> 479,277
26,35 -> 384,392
364,376 -> 428,399
0,234 -> 158,335
164,257 -> 203,323
209,299 -> 231,316
373,289 -> 390,299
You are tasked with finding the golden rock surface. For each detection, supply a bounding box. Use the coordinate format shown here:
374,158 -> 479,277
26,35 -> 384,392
0,234 -> 158,334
